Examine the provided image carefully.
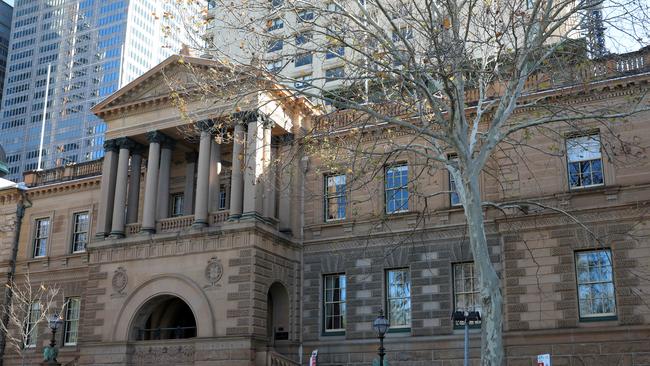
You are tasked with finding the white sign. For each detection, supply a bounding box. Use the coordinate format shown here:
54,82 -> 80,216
537,354 -> 551,366
310,350 -> 318,366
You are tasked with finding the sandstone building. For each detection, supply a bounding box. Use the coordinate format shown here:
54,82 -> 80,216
0,51 -> 650,366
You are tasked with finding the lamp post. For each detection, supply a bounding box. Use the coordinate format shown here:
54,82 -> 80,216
372,310 -> 390,366
43,314 -> 63,366
451,310 -> 481,366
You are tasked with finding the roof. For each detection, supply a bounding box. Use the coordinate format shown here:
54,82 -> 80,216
91,54 -> 319,118
0,177 -> 17,190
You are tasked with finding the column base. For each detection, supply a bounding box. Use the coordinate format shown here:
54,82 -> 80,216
227,214 -> 242,221
192,220 -> 208,229
109,231 -> 125,239
240,211 -> 266,222
94,233 -> 108,239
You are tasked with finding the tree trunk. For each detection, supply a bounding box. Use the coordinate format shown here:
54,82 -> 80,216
462,174 -> 504,366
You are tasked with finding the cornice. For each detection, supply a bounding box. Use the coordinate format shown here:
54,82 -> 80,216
25,176 -> 101,199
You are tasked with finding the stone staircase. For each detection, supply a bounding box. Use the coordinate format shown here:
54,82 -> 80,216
256,348 -> 300,366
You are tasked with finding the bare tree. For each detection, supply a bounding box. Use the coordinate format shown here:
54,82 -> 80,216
161,0 -> 650,364
0,273 -> 63,366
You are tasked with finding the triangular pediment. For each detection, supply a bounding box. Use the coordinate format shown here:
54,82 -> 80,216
92,55 -> 222,115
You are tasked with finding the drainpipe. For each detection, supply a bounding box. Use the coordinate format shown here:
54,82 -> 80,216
0,188 -> 30,366
298,154 -> 308,365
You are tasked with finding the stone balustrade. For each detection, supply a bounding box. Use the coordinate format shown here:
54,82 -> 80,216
158,215 -> 195,233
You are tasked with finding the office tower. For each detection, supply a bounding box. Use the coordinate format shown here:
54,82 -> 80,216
0,1 -> 12,103
0,0 -> 199,182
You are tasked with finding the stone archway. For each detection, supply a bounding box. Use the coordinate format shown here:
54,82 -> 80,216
130,295 -> 197,341
267,282 -> 290,344
112,274 -> 215,341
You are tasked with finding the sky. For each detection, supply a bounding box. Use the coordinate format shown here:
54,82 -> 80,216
2,0 -> 11,6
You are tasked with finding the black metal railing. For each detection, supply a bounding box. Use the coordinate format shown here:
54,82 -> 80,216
135,326 -> 197,341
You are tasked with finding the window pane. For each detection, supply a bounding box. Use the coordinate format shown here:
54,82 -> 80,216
566,135 -> 603,188
323,274 -> 346,332
386,269 -> 411,327
575,250 -> 616,318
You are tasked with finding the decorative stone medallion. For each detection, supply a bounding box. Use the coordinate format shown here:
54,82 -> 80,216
204,257 -> 223,288
112,267 -> 128,296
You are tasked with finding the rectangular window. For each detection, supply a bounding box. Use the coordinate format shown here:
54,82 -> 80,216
25,302 -> 40,347
385,164 -> 408,214
64,297 -> 81,345
386,268 -> 411,328
295,31 -> 312,45
295,53 -> 313,67
71,212 -> 89,253
268,18 -> 283,32
297,9 -> 314,22
294,74 -> 312,89
219,184 -> 229,210
453,262 -> 481,314
267,39 -> 283,52
567,134 -> 604,189
575,250 -> 616,319
448,155 -> 461,207
326,45 -> 345,59
170,193 -> 184,217
323,274 -> 346,333
324,174 -> 346,221
325,66 -> 345,81
33,218 -> 50,258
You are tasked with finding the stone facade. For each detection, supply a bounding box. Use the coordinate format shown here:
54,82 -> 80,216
0,53 -> 649,366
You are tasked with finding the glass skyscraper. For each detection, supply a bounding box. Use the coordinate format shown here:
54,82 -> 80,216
0,1 -> 12,103
0,0 -> 199,182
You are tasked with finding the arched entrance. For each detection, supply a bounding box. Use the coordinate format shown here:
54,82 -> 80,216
130,295 -> 197,341
267,282 -> 290,344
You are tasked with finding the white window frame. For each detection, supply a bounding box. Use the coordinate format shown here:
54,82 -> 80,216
33,217 -> 50,258
64,297 -> 81,346
170,193 -> 184,217
323,274 -> 346,333
385,164 -> 409,214
324,174 -> 346,221
385,268 -> 411,328
71,211 -> 89,253
25,302 -> 40,348
566,133 -> 604,189
575,249 -> 617,319
453,262 -> 481,315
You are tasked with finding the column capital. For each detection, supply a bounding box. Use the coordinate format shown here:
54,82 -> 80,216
185,151 -> 199,162
233,110 -> 258,123
115,137 -> 137,150
145,131 -> 170,144
196,120 -> 214,132
103,139 -> 119,153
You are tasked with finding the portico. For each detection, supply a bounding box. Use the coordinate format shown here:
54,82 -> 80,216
91,56 -> 312,239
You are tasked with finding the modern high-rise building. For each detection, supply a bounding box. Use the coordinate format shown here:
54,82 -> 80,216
0,0 -> 199,182
0,1 -> 12,103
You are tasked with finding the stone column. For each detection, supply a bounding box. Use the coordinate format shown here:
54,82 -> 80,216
208,140 -> 222,212
183,152 -> 198,215
110,138 -> 134,238
126,147 -> 143,224
141,132 -> 163,234
194,125 -> 212,227
229,122 -> 245,219
242,118 -> 264,219
95,140 -> 119,238
263,124 -> 276,219
278,136 -> 293,233
156,138 -> 175,220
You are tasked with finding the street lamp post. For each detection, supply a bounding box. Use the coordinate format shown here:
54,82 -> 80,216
43,314 -> 63,366
372,310 -> 390,366
451,310 -> 481,366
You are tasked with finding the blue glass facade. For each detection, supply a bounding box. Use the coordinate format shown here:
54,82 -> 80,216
0,0 -> 195,181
